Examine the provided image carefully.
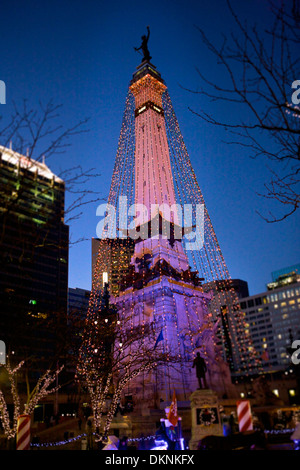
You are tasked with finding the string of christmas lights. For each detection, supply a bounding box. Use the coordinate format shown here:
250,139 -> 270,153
29,426 -> 297,449
83,63 -> 262,428
0,360 -> 23,440
0,360 -> 63,441
163,90 -> 261,375
30,432 -> 158,448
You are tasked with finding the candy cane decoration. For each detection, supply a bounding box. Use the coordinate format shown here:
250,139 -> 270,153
236,400 -> 253,432
16,414 -> 31,450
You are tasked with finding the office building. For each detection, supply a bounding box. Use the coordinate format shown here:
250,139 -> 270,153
0,145 -> 69,365
202,279 -> 251,375
68,287 -> 90,317
239,268 -> 300,373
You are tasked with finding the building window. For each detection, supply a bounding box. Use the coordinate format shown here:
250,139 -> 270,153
102,272 -> 108,286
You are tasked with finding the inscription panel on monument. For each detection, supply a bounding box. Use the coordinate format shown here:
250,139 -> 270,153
189,389 -> 223,449
196,407 -> 219,426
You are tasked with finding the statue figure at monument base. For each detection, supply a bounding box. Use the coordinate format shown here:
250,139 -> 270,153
192,352 -> 207,390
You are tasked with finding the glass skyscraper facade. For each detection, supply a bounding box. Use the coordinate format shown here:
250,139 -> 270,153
0,146 -> 69,367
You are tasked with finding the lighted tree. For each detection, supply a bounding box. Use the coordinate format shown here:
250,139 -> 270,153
76,284 -> 173,442
0,358 -> 63,443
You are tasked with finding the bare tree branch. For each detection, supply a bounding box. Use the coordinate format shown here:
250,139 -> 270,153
183,0 -> 300,222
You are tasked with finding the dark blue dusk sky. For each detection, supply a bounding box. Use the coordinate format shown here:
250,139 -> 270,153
1,0 -> 299,296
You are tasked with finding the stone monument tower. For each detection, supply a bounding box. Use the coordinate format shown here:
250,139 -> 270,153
92,31 -> 257,417
108,57 -> 235,407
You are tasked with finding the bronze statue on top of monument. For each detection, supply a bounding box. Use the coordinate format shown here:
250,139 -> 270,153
134,26 -> 152,62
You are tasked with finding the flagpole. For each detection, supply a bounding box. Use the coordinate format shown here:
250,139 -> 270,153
155,366 -> 158,408
163,335 -> 168,403
154,328 -> 168,402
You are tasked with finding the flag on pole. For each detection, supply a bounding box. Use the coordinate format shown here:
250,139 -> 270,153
154,329 -> 164,350
167,389 -> 178,426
